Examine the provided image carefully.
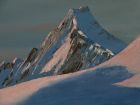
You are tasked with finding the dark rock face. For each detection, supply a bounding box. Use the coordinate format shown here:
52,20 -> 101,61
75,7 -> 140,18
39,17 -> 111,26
57,29 -> 114,75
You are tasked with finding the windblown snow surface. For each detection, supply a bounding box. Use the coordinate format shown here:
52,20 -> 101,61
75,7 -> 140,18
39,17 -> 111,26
0,36 -> 140,105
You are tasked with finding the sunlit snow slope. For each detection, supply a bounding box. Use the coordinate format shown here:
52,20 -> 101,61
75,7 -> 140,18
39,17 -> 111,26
0,36 -> 140,105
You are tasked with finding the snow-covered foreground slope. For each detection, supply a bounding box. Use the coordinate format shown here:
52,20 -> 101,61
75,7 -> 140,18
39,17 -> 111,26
0,36 -> 140,105
0,7 -> 126,88
96,36 -> 140,73
106,36 -> 140,87
89,36 -> 140,88
0,66 -> 137,105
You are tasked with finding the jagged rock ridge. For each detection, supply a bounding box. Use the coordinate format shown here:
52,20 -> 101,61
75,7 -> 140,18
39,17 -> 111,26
0,6 -> 126,88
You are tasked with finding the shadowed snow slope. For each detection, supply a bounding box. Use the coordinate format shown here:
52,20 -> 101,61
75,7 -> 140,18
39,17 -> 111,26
0,66 -> 140,105
0,37 -> 140,105
92,36 -> 140,87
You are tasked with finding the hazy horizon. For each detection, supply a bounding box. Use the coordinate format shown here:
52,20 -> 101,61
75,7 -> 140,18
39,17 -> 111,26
0,0 -> 140,62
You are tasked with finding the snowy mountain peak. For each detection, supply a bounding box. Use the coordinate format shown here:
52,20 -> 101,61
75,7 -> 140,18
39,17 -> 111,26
0,7 -> 126,88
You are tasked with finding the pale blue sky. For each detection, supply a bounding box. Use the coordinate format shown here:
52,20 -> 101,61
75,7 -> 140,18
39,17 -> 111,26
0,0 -> 140,62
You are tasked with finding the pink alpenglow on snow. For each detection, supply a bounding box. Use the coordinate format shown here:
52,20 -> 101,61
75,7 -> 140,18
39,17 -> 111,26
0,37 -> 140,105
100,36 -> 140,73
0,6 -> 140,105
